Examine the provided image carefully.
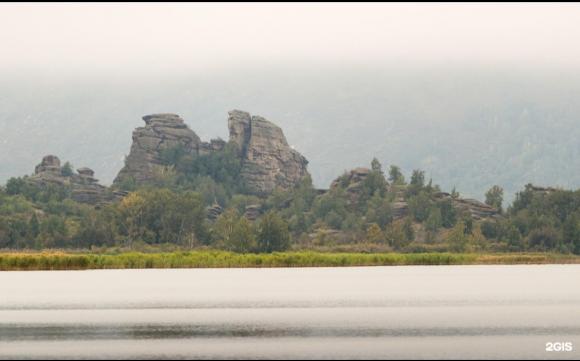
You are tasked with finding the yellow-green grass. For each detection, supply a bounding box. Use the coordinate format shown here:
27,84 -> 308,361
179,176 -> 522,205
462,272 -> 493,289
0,251 -> 579,271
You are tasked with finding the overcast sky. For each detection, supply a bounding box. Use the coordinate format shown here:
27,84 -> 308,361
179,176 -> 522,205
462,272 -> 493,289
1,3 -> 580,76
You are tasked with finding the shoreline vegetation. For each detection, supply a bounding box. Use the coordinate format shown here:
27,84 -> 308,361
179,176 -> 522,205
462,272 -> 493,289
0,251 -> 579,271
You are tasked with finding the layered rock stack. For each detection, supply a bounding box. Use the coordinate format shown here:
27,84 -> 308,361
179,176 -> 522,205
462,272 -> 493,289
433,192 -> 501,220
34,155 -> 62,174
29,155 -> 116,206
114,114 -> 203,185
529,185 -> 559,195
243,204 -> 261,221
114,111 -> 310,195
391,185 -> 409,220
454,198 -> 501,220
206,203 -> 224,221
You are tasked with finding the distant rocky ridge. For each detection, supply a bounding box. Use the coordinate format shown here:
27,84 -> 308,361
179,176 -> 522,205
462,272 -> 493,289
329,166 -> 501,222
28,155 -> 122,206
114,110 -> 310,195
13,112 -> 513,225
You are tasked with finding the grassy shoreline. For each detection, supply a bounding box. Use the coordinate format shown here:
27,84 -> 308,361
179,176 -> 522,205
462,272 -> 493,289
0,251 -> 579,271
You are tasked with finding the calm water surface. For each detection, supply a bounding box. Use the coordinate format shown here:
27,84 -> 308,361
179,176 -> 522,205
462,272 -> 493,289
0,265 -> 579,359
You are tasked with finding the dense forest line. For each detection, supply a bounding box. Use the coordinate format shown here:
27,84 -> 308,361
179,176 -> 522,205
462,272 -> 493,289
1,146 -> 579,254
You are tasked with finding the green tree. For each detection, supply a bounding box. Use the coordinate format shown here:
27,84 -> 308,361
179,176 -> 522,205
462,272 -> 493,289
437,198 -> 457,228
214,209 -> 256,252
402,217 -> 415,242
214,208 -> 241,246
5,177 -> 26,195
563,213 -> 580,254
426,206 -> 442,233
485,185 -> 504,212
385,221 -> 407,250
115,188 -> 208,247
388,165 -> 406,185
361,168 -> 388,199
527,226 -> 561,251
28,213 -> 40,240
77,206 -> 118,248
408,191 -> 431,222
371,157 -> 383,175
480,220 -> 500,239
406,169 -> 425,196
503,223 -> 523,250
61,162 -> 74,177
447,220 -> 468,252
451,186 -> 460,199
229,217 -> 257,253
257,211 -> 290,253
38,215 -> 67,248
365,192 -> 392,229
116,175 -> 137,192
366,223 -> 384,243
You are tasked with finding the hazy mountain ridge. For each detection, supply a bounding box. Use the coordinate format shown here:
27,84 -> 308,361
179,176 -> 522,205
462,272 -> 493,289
1,67 -> 579,202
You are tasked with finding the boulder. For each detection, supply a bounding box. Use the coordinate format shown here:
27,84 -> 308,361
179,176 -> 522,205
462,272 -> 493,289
77,167 -> 95,178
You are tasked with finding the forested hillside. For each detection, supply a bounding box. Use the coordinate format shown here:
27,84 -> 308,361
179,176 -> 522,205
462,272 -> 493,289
1,152 -> 579,254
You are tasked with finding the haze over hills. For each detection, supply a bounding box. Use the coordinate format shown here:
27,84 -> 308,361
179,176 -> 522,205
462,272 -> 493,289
1,65 -> 579,203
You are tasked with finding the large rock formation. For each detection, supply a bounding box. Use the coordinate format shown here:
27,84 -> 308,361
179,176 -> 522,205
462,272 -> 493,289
114,114 -> 207,184
28,155 -> 117,206
114,111 -> 310,195
229,110 -> 309,195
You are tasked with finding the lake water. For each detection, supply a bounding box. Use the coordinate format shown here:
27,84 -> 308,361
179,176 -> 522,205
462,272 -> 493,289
0,265 -> 579,359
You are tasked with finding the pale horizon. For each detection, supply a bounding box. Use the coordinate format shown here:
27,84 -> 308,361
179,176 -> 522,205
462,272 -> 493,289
2,3 -> 580,77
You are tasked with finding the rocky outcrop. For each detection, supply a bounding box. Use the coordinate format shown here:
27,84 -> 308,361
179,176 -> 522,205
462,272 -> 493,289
528,185 -> 559,195
29,155 -> 116,206
329,167 -> 387,205
114,114 -> 203,185
391,185 -> 409,220
231,111 -> 310,195
433,192 -> 501,220
454,198 -> 501,220
228,110 -> 252,157
206,203 -> 223,221
34,155 -> 61,174
244,204 -> 261,221
114,111 -> 310,195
